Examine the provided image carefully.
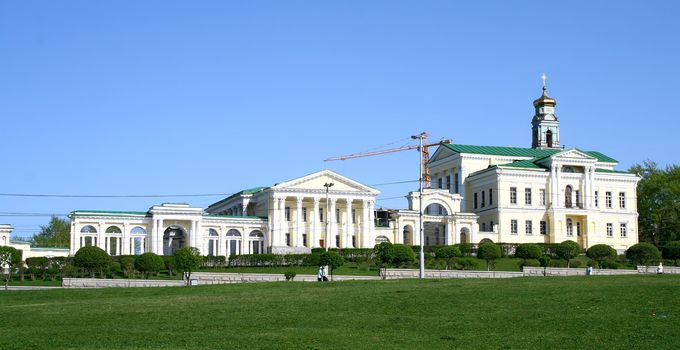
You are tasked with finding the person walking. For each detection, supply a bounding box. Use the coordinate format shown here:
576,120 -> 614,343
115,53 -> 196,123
317,266 -> 326,281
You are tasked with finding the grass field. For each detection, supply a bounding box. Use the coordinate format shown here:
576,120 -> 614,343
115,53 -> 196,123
1,275 -> 678,349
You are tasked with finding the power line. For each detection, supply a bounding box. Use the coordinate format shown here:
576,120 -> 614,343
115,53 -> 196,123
0,193 -> 232,198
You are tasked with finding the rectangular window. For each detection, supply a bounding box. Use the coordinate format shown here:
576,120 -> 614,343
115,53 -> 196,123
540,189 -> 546,206
285,207 -> 291,221
619,192 -> 626,209
510,187 -> 517,204
336,235 -> 340,247
490,220 -> 494,230
525,188 -> 532,205
454,173 -> 459,193
438,178 -> 443,189
481,223 -> 487,231
474,193 -> 478,209
489,189 -> 493,206
595,191 -> 599,207
540,221 -> 547,235
285,233 -> 291,247
620,223 -> 627,237
352,209 -> 356,224
302,207 -> 307,222
336,208 -> 340,223
302,233 -> 308,247
352,235 -> 356,247
525,220 -> 533,235
481,190 -> 486,207
446,175 -> 451,191
606,191 -> 612,208
607,223 -> 613,237
511,219 -> 518,234
319,208 -> 324,222
575,190 -> 581,208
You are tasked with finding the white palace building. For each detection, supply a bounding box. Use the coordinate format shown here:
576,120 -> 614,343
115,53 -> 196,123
65,84 -> 640,257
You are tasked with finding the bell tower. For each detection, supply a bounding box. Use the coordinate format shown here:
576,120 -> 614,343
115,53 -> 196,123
531,74 -> 561,149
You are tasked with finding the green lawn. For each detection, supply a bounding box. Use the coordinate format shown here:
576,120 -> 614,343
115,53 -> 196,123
1,275 -> 678,349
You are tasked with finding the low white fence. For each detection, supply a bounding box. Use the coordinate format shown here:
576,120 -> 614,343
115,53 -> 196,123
62,278 -> 184,288
384,269 -> 524,279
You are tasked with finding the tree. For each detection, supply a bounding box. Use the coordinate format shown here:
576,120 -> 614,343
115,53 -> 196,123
477,243 -> 501,271
119,256 -> 136,278
174,247 -> 203,285
626,243 -> 661,269
661,241 -> 680,265
629,161 -> 680,245
32,216 -> 71,248
0,246 -> 22,290
134,253 -> 164,278
436,246 -> 461,269
392,244 -> 416,267
26,257 -> 49,280
586,244 -> 617,269
515,244 -> 542,262
73,246 -> 111,278
556,240 -> 581,268
374,242 -> 395,277
538,255 -> 551,276
319,251 -> 344,281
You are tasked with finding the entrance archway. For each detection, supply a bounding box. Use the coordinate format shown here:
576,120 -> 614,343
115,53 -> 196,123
163,226 -> 187,255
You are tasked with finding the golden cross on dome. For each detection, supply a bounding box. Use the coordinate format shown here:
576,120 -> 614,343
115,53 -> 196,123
541,73 -> 548,90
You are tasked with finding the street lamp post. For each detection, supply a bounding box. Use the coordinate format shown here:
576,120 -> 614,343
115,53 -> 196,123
411,132 -> 426,279
323,182 -> 334,251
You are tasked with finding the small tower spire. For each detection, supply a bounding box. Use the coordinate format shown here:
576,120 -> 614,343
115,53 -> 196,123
531,74 -> 561,149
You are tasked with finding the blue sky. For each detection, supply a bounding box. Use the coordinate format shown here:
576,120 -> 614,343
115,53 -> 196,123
1,1 -> 678,239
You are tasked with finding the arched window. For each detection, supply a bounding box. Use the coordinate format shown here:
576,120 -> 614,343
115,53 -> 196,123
565,185 -> 573,208
226,229 -> 242,257
80,225 -> 97,233
130,227 -> 146,255
130,226 -> 146,235
424,203 -> 448,216
546,130 -> 553,148
206,229 -> 219,256
479,238 -> 493,244
105,226 -> 122,234
80,225 -> 97,248
460,228 -> 469,244
566,218 -> 573,236
249,230 -> 265,254
375,235 -> 390,245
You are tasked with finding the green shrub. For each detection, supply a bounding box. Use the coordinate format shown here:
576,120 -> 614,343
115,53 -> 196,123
393,244 -> 416,267
586,244 -> 617,269
569,259 -> 583,268
319,251 -> 344,279
515,244 -> 542,260
73,246 -> 111,278
174,247 -> 203,284
556,240 -> 581,267
454,257 -> 479,270
110,261 -> 122,278
135,253 -> 165,278
163,256 -> 176,275
477,243 -> 501,271
549,259 -> 568,268
119,256 -> 136,278
519,259 -> 541,268
284,271 -> 297,281
625,243 -> 661,267
660,241 -> 680,264
601,259 -> 619,269
435,246 -> 461,269
457,243 -> 473,257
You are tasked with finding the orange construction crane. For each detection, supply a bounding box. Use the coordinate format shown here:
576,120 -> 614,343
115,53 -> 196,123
324,133 -> 451,185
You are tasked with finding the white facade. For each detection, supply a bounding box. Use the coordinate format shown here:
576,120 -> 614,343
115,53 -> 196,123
69,170 -> 384,256
0,224 -> 70,259
425,86 -> 640,252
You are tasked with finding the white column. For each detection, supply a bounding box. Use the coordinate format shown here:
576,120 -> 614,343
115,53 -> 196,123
555,166 -> 562,208
329,198 -> 337,248
459,166 -> 467,211
271,196 -> 279,247
70,222 -> 78,254
345,199 -> 354,248
296,196 -> 304,247
151,220 -> 158,254
278,197 -> 286,247
361,199 -> 370,248
368,200 -> 375,246
156,219 -> 164,255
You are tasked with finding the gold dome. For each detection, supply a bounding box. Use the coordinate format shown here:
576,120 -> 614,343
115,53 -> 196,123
533,87 -> 556,107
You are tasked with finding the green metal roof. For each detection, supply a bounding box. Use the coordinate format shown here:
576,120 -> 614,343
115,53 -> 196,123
499,159 -> 547,170
207,186 -> 268,209
595,168 -> 631,174
70,210 -> 149,217
442,144 -> 618,163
